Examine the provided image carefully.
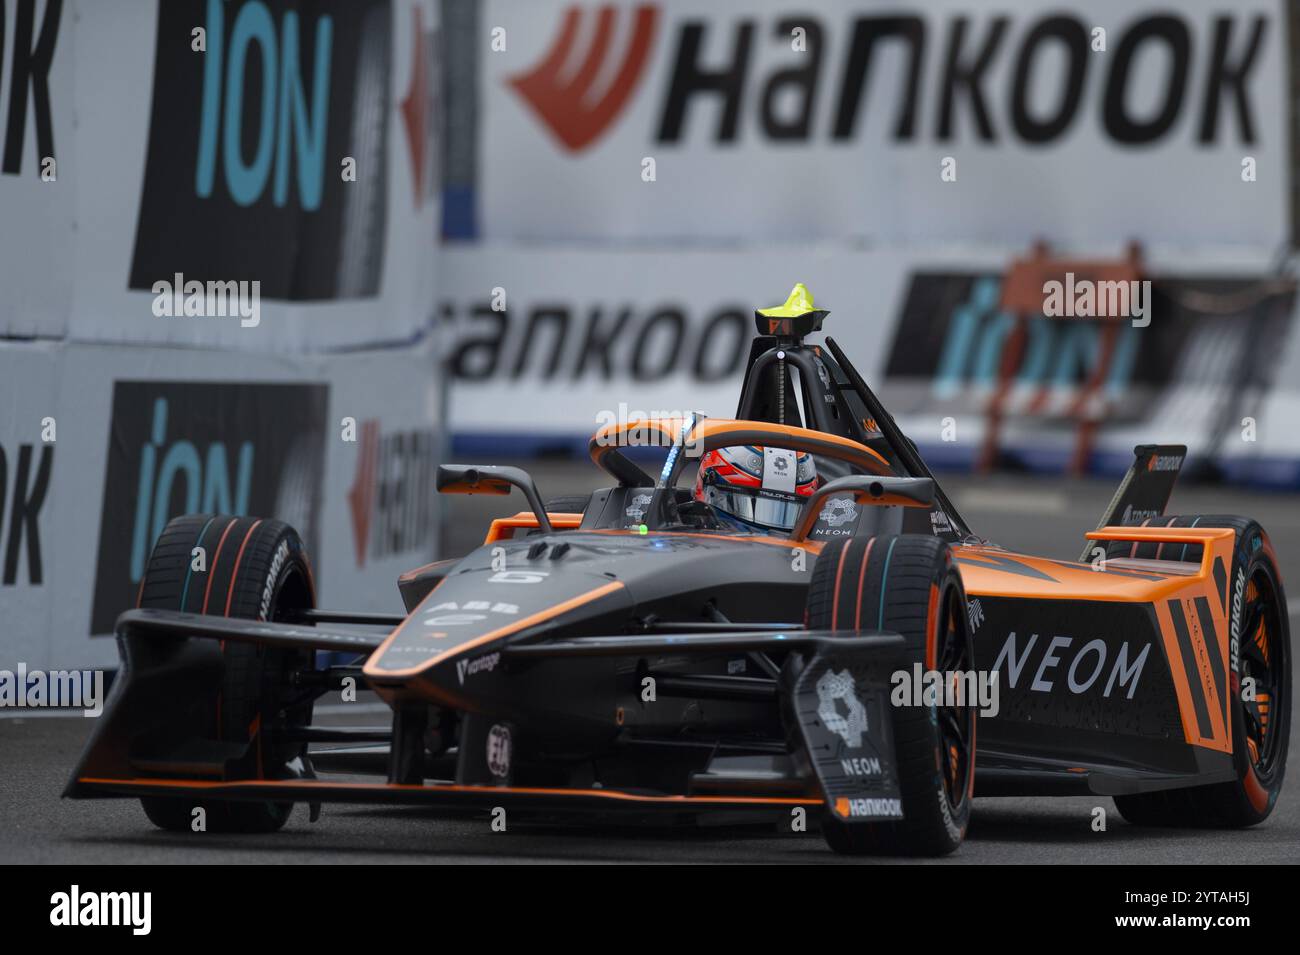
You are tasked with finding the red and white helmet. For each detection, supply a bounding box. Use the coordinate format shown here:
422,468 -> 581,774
693,446 -> 818,532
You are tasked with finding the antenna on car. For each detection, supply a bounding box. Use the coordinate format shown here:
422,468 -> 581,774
748,283 -> 828,425
754,282 -> 829,344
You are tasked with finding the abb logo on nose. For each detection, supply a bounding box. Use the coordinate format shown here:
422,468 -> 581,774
508,4 -> 659,151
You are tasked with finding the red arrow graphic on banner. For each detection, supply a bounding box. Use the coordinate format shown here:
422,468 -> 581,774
508,4 -> 659,152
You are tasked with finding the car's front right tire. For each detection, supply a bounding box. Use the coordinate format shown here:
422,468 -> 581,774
805,534 -> 976,856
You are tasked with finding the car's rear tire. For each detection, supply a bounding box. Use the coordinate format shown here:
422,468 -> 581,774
1112,516 -> 1290,828
137,514 -> 317,834
805,535 -> 976,856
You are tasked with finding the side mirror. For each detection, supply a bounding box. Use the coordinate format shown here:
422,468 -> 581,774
436,464 -> 553,535
791,475 -> 935,542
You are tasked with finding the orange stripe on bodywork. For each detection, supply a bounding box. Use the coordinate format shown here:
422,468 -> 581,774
484,512 -> 581,544
77,776 -> 821,808
363,580 -> 626,679
958,528 -> 1236,603
1154,599 -> 1221,751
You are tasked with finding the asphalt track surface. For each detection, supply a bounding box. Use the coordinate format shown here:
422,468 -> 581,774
4,466 -> 1298,864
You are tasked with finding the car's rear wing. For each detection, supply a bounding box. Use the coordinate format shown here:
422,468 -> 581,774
1079,444 -> 1186,562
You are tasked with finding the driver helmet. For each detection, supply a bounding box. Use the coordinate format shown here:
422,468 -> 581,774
693,446 -> 818,532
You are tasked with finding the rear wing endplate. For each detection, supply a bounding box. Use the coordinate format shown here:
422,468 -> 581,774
1079,444 -> 1186,562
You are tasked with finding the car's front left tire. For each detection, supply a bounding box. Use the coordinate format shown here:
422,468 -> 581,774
136,514 -> 317,834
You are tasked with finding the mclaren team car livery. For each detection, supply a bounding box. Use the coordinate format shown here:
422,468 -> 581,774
67,285 -> 1290,856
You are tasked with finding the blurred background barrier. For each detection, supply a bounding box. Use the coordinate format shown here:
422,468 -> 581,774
0,0 -> 443,668
439,0 -> 1300,488
463,0 -> 1288,246
439,244 -> 1300,487
0,339 -> 442,670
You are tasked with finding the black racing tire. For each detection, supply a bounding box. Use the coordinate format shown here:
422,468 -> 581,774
137,514 -> 317,834
1113,516 -> 1290,828
805,535 -> 976,856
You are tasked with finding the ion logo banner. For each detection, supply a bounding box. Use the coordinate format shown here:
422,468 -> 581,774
885,271 -> 1295,471
128,0 -> 391,300
89,381 -> 328,635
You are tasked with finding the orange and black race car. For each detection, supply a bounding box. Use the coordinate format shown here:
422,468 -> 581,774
67,286 -> 1290,856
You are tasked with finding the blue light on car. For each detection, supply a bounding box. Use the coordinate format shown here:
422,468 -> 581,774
658,413 -> 697,484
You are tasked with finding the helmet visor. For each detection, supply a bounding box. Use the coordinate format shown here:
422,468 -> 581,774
704,486 -> 803,532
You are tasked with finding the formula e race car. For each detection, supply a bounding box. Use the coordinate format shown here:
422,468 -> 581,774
67,285 -> 1291,856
